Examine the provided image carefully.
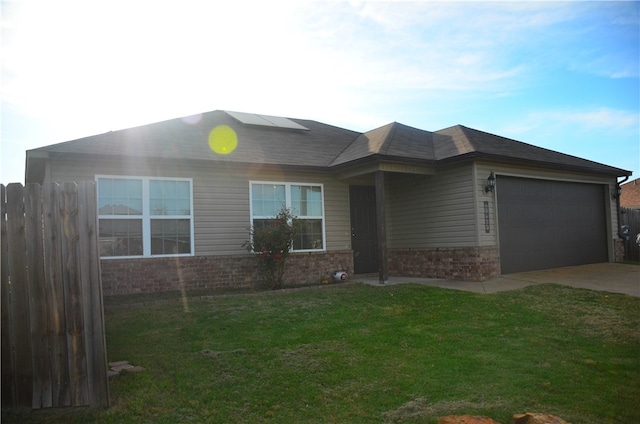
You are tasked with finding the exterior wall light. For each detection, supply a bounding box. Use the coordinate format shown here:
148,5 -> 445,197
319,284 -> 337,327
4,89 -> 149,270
485,172 -> 496,193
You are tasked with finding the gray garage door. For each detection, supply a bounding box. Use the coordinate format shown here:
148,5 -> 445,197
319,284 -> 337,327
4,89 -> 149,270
497,176 -> 608,274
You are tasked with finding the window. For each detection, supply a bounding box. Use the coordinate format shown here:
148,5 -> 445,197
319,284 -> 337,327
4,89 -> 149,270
97,176 -> 194,258
250,182 -> 325,251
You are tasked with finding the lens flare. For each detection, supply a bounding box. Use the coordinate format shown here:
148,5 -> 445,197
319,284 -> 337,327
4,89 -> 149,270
208,125 -> 238,155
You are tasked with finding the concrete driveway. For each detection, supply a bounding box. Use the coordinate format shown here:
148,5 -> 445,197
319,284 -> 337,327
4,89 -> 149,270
358,263 -> 640,296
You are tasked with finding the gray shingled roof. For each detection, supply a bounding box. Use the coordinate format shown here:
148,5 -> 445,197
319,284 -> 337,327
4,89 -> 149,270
28,110 -> 631,177
30,110 -> 361,168
434,125 -> 630,175
330,122 -> 435,166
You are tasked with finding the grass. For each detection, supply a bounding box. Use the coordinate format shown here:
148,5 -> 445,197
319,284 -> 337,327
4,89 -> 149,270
3,283 -> 639,423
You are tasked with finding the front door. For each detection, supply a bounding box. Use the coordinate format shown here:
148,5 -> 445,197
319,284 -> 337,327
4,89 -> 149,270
350,186 -> 378,274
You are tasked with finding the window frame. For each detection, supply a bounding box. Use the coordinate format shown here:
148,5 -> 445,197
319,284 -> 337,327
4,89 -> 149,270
96,175 -> 195,259
249,181 -> 326,253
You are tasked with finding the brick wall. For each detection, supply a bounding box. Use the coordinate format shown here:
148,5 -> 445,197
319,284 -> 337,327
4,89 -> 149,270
620,178 -> 640,209
282,250 -> 353,285
388,246 -> 500,282
101,250 -> 353,296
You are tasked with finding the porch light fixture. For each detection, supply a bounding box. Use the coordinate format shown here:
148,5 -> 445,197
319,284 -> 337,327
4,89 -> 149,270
612,185 -> 622,199
484,172 -> 496,193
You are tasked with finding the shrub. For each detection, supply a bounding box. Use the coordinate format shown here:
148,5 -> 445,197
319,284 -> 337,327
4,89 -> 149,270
245,208 -> 297,289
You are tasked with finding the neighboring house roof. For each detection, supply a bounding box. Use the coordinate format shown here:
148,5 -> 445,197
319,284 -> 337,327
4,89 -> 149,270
26,110 -> 631,179
621,178 -> 640,209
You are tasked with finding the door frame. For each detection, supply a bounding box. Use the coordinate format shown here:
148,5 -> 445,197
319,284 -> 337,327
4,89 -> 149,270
348,171 -> 388,284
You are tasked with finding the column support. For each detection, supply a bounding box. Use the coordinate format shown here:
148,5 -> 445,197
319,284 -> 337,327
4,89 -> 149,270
375,171 -> 388,285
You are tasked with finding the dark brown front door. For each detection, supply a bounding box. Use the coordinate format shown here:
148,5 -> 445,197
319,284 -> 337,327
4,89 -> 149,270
350,186 -> 378,274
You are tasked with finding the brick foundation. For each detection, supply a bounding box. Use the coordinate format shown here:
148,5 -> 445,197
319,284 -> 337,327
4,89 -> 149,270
100,250 -> 353,296
388,246 -> 500,282
614,239 -> 625,262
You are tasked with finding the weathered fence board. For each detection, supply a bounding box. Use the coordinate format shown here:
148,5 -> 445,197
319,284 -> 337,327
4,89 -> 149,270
1,182 -> 109,409
6,183 -> 33,407
25,183 -> 52,408
60,182 -> 89,406
77,181 -> 110,407
43,182 -> 72,406
1,184 -> 15,406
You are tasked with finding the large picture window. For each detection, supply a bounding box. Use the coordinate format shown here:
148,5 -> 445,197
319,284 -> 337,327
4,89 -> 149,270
250,182 -> 325,251
97,176 -> 194,258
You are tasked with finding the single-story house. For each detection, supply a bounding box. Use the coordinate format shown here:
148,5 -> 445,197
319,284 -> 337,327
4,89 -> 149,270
25,110 -> 632,295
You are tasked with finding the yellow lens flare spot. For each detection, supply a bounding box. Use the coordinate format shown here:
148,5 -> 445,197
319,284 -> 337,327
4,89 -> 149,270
208,125 -> 238,155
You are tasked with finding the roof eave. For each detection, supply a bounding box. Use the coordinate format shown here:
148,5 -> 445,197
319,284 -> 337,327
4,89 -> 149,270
440,152 -> 632,177
330,154 -> 437,179
41,150 -> 336,174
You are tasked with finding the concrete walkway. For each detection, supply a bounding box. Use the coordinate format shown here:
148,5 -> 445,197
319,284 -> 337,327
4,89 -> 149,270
355,263 -> 640,297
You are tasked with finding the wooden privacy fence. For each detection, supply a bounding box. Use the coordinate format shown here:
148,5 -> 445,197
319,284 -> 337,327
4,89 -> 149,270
1,182 -> 109,409
621,207 -> 640,262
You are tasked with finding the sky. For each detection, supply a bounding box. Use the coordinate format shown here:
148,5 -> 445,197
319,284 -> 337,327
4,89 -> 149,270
1,0 -> 639,184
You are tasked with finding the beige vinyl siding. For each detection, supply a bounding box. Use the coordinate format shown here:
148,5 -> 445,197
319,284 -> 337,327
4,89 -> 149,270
192,163 -> 251,255
323,180 -> 352,251
386,164 -> 476,248
46,156 -> 185,182
475,161 -> 619,258
44,156 -> 351,256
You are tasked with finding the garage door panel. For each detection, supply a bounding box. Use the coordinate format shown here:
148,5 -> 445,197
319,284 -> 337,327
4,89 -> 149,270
523,204 -> 540,222
538,204 -> 554,222
498,177 -> 607,274
553,204 -> 570,223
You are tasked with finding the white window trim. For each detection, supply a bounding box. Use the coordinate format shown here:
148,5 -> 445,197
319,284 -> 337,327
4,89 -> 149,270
249,181 -> 326,253
96,175 -> 195,259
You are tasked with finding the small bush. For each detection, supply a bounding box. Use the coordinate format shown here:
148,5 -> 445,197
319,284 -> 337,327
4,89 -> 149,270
245,208 -> 297,289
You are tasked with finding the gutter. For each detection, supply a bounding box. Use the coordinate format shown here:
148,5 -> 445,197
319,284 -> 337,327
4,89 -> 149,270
616,175 -> 630,241
437,152 -> 633,177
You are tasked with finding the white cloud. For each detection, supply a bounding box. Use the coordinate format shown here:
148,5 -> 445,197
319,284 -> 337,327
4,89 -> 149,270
561,109 -> 638,130
3,0 -> 630,129
2,0 -> 638,182
497,107 -> 639,174
505,108 -> 639,135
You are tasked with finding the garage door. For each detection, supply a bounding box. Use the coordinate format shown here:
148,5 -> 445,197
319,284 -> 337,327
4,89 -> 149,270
497,176 -> 608,274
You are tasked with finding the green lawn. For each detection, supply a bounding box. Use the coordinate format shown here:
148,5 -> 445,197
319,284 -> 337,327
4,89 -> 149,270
4,283 -> 639,423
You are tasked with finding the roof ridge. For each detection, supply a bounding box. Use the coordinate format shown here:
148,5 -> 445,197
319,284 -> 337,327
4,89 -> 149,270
328,130 -> 366,166
382,122 -> 400,155
457,125 -> 477,151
